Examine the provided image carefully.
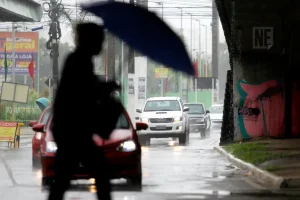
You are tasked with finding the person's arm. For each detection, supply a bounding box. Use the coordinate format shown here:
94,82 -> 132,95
95,80 -> 121,100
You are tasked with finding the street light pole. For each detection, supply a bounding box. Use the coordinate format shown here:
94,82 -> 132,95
205,25 -> 208,63
12,23 -> 16,83
189,14 -> 193,101
160,2 -> 164,97
198,20 -> 201,77
201,25 -> 208,76
178,7 -> 183,99
121,41 -> 125,104
190,14 -> 193,58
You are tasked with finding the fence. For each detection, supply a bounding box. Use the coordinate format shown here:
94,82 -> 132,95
0,102 -> 41,126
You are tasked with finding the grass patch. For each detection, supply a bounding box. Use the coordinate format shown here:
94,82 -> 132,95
224,142 -> 287,165
262,166 -> 286,172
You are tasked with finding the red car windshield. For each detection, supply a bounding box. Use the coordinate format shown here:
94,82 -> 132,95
43,112 -> 130,130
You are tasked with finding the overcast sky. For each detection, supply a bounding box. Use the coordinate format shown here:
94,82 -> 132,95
6,0 -> 227,58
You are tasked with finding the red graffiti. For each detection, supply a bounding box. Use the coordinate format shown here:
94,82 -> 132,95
238,80 -> 300,138
238,107 -> 260,116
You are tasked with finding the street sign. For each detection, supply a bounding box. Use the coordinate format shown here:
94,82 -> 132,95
31,26 -> 43,32
252,27 -> 274,50
138,77 -> 146,100
45,77 -> 54,87
155,68 -> 168,78
0,82 -> 30,103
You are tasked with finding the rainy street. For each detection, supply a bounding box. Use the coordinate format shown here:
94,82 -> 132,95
0,125 -> 258,199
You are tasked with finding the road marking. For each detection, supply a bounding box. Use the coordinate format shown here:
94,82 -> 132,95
1,151 -> 17,186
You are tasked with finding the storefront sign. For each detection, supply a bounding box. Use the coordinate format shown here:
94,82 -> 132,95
0,121 -> 18,142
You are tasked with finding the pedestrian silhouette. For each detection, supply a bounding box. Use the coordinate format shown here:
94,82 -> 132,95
48,23 -> 121,200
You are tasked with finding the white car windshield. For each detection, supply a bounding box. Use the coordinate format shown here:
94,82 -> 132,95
210,106 -> 223,114
144,100 -> 181,112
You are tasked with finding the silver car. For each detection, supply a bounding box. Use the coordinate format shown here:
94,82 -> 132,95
136,97 -> 190,145
209,104 -> 224,124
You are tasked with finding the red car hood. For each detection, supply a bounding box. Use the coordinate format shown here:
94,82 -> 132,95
46,129 -> 133,147
93,129 -> 133,146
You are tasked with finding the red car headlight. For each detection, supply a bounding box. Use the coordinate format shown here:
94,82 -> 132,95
116,140 -> 136,152
46,141 -> 57,153
35,132 -> 42,140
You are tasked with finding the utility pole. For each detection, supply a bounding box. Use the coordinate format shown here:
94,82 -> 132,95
212,0 -> 219,89
44,0 -> 63,99
12,23 -> 16,83
128,0 -> 135,75
106,34 -> 116,81
107,0 -> 116,81
160,2 -> 164,97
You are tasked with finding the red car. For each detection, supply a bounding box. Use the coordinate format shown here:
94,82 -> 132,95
30,106 -> 52,168
31,106 -> 147,189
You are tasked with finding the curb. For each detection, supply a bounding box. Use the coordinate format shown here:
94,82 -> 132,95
214,146 -> 286,189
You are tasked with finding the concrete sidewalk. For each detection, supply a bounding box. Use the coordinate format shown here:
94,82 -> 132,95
215,139 -> 300,189
20,127 -> 34,136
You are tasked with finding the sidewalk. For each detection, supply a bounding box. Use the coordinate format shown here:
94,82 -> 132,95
20,127 -> 34,136
215,139 -> 300,189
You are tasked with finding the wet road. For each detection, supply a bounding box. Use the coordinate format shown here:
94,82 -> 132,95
1,125 -> 294,199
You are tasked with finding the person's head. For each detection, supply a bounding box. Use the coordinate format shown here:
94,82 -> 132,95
75,22 -> 104,56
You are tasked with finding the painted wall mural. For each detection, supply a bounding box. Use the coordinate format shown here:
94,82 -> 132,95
237,80 -> 300,139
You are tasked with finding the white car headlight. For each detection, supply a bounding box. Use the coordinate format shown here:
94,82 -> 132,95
35,132 -> 42,140
140,118 -> 148,123
46,141 -> 57,153
174,116 -> 183,122
117,140 -> 136,152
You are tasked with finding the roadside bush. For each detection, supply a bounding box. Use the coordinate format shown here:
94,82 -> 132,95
1,104 -> 41,126
0,104 -> 7,120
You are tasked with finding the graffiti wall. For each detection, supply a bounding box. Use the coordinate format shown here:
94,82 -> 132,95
237,80 -> 300,139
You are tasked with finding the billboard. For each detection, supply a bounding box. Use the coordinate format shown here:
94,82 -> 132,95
0,32 -> 38,75
155,67 -> 168,78
193,77 -> 214,89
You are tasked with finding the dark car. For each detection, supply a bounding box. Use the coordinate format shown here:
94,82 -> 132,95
184,103 -> 211,138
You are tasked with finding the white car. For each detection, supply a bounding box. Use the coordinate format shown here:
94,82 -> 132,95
136,97 -> 190,145
209,104 -> 224,124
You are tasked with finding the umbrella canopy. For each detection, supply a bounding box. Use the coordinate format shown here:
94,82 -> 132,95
36,97 -> 51,112
81,1 -> 194,76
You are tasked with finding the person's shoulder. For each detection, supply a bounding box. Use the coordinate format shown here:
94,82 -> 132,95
66,51 -> 78,61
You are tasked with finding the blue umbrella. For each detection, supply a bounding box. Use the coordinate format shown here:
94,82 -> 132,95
81,1 -> 194,76
36,98 -> 51,112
